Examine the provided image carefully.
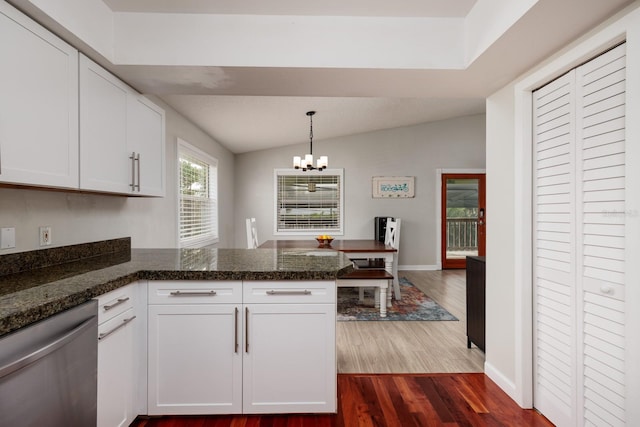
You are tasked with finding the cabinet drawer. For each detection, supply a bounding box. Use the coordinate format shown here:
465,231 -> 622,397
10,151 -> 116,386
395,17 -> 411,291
98,307 -> 136,342
97,284 -> 135,324
243,281 -> 335,304
148,281 -> 242,304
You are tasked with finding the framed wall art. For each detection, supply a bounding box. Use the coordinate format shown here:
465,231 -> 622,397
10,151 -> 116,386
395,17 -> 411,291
372,176 -> 415,198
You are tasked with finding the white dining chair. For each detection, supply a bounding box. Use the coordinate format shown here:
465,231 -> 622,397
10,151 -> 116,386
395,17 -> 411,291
356,217 -> 402,302
246,218 -> 259,249
386,218 -> 401,300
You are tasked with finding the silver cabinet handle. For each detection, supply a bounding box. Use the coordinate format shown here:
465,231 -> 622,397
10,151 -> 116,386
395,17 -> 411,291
98,315 -> 136,341
103,297 -> 130,311
169,290 -> 217,296
245,307 -> 249,353
234,307 -> 239,353
135,152 -> 141,191
129,151 -> 136,190
0,316 -> 95,379
266,290 -> 311,296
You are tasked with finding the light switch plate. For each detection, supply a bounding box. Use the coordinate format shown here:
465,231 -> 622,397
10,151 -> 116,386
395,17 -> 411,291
1,227 -> 16,249
39,226 -> 52,246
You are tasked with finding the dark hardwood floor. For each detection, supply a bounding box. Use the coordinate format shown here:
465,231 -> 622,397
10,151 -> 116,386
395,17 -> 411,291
130,373 -> 553,427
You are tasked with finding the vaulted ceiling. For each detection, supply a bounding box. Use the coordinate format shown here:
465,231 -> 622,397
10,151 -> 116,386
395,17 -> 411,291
11,0 -> 635,153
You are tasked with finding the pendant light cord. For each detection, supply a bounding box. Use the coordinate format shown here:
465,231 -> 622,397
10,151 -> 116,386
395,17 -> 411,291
307,111 -> 315,155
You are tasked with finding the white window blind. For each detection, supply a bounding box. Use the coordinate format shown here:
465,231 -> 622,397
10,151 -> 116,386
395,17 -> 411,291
178,140 -> 218,247
275,170 -> 343,234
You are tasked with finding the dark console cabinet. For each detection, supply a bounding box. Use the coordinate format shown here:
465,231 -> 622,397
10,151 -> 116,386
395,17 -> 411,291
466,256 -> 485,352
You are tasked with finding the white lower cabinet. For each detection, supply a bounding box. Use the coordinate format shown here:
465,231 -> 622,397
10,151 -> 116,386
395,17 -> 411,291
147,304 -> 243,414
147,281 -> 243,415
96,283 -> 144,427
147,280 -> 336,416
243,303 -> 336,414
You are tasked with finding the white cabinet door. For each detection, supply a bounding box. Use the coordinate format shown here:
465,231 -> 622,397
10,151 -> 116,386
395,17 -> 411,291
0,2 -> 78,189
127,95 -> 165,196
79,54 -> 130,194
97,308 -> 137,427
243,303 -> 336,414
147,304 -> 242,415
79,54 -> 165,196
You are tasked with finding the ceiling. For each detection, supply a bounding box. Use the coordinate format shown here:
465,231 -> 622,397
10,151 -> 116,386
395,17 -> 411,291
85,0 -> 635,153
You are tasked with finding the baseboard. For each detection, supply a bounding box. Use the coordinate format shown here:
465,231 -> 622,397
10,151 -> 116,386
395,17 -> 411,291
484,361 -> 521,407
398,265 -> 439,271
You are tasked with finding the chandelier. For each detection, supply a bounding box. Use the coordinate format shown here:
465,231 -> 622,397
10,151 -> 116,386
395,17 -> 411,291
293,111 -> 328,171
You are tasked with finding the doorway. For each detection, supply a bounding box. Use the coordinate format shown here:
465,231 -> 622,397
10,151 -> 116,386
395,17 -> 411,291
441,173 -> 486,269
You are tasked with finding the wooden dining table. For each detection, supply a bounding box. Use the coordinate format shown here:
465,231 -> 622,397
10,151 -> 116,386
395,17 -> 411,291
258,239 -> 398,288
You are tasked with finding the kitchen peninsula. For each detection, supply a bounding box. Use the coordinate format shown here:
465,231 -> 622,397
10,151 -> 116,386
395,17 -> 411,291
0,238 -> 352,422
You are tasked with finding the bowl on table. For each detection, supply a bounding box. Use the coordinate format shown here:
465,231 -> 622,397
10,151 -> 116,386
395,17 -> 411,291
316,236 -> 334,247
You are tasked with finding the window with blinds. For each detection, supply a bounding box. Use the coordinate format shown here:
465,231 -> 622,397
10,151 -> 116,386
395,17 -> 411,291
178,139 -> 218,247
275,169 -> 344,234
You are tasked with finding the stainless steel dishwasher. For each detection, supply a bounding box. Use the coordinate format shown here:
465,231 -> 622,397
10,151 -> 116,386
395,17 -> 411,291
0,300 -> 98,427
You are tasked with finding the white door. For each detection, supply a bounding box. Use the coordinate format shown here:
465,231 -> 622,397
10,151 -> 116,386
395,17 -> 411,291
575,43 -> 627,427
127,95 -> 165,196
242,303 -> 336,414
97,309 -> 136,427
79,54 -> 130,194
533,43 -> 627,426
0,3 -> 78,189
147,304 -> 242,415
533,69 -> 578,427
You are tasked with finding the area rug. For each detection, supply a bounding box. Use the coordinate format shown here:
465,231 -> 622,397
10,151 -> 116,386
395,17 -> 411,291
337,277 -> 458,321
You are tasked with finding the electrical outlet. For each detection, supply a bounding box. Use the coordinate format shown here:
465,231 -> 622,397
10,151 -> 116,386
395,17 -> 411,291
39,226 -> 52,246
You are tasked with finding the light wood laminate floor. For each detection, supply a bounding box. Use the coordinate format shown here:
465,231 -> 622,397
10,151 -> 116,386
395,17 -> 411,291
337,269 -> 485,373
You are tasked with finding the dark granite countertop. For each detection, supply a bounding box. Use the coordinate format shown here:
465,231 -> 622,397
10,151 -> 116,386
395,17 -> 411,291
0,243 -> 354,337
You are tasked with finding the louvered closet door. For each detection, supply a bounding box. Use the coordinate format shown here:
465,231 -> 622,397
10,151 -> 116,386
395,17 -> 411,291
533,43 -> 627,427
533,70 -> 578,427
575,43 -> 626,427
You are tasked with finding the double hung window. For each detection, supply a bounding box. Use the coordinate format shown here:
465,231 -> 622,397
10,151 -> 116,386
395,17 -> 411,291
274,169 -> 344,235
178,139 -> 218,247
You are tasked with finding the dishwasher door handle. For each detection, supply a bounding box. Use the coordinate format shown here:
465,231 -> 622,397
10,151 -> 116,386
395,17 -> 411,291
0,316 -> 96,380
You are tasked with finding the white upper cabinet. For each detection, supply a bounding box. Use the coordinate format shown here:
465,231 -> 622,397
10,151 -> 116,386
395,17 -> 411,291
80,54 -> 165,196
80,55 -> 130,194
0,2 -> 79,189
127,95 -> 165,197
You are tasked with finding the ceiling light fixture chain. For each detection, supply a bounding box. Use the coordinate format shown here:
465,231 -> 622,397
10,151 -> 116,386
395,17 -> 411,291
308,110 -> 314,155
293,111 -> 328,171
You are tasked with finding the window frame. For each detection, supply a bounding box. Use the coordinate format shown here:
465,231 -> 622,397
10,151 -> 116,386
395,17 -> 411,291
177,138 -> 219,248
273,168 -> 344,236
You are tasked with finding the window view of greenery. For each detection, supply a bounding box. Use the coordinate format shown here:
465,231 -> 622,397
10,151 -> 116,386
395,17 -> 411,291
277,174 -> 340,232
179,149 -> 217,245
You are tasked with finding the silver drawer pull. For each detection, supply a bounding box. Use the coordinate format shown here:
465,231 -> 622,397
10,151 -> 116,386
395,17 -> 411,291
98,316 -> 136,341
266,290 -> 312,296
169,290 -> 217,296
103,297 -> 130,311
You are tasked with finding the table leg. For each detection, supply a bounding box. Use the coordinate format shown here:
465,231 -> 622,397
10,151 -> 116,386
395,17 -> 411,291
379,286 -> 387,317
384,259 -> 394,306
385,257 -> 401,303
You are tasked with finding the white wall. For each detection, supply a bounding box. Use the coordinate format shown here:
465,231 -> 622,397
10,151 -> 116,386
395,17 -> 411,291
234,114 -> 486,267
485,2 -> 640,420
0,98 -> 235,252
484,85 -> 517,395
